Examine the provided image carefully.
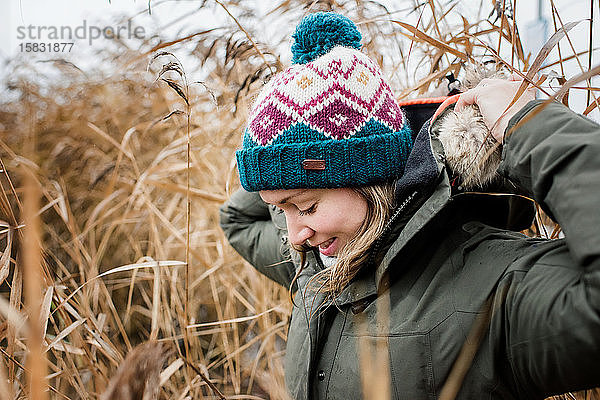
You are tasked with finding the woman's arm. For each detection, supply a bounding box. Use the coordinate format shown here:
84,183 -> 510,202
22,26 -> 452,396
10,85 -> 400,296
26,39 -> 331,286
499,100 -> 600,397
500,100 -> 600,265
458,76 -> 600,396
219,188 -> 296,288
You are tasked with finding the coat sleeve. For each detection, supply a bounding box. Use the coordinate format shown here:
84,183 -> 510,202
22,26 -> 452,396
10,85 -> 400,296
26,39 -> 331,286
219,188 -> 296,289
496,100 -> 600,397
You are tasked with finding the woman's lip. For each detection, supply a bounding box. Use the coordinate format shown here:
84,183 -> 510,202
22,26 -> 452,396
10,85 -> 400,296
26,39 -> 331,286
318,237 -> 338,256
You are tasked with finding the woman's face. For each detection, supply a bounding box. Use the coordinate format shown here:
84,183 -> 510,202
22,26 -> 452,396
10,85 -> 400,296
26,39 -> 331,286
259,188 -> 368,257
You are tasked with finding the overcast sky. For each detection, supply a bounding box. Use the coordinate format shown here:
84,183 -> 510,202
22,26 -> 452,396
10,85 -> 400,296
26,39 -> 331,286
2,0 -> 594,60
0,0 -> 597,119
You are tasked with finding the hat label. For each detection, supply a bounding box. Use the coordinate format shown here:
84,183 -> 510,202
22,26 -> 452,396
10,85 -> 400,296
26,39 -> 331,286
302,159 -> 326,170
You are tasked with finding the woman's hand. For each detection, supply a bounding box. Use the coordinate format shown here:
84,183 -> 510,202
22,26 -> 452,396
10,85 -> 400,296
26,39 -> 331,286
455,75 -> 536,143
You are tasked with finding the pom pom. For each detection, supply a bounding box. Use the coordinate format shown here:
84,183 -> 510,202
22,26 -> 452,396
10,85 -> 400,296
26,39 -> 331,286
291,12 -> 362,64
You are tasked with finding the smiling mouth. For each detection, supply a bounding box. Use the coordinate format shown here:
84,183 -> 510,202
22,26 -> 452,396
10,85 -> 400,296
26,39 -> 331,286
317,237 -> 337,256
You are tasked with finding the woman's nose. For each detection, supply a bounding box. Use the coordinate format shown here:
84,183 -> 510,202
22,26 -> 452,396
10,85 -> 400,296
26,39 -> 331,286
286,217 -> 314,246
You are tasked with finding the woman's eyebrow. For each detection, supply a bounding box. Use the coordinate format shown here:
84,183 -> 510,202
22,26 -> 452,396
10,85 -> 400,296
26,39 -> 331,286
276,189 -> 308,206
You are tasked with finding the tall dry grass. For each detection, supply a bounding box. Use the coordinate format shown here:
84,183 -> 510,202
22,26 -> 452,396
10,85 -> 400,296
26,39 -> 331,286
0,0 -> 598,399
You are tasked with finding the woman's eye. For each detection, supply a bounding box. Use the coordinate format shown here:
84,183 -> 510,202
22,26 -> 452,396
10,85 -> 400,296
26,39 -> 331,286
298,203 -> 317,216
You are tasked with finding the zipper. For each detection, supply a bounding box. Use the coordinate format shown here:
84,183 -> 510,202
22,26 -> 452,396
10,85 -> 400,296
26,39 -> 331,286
366,189 -> 419,269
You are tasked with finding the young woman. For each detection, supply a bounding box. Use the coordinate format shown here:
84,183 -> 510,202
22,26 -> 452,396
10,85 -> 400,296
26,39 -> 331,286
220,12 -> 600,399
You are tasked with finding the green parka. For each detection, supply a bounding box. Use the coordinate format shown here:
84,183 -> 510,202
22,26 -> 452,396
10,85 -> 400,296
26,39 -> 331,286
219,100 -> 600,399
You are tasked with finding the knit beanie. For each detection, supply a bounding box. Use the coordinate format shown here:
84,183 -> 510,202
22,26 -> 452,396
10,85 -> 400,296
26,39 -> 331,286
236,12 -> 412,192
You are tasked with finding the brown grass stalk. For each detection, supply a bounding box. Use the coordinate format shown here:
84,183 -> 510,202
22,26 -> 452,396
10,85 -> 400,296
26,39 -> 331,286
21,86 -> 48,399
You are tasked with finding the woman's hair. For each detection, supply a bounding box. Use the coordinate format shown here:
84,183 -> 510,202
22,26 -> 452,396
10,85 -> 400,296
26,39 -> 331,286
290,181 -> 397,301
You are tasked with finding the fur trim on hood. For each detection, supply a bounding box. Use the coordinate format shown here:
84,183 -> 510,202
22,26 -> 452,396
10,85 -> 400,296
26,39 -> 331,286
435,67 -> 508,189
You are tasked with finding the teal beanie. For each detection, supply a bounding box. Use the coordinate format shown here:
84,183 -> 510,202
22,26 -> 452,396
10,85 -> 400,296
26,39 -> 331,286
236,12 -> 412,192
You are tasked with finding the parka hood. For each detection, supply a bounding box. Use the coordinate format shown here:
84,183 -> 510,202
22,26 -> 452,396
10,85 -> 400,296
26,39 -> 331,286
401,66 -> 514,192
435,66 -> 508,189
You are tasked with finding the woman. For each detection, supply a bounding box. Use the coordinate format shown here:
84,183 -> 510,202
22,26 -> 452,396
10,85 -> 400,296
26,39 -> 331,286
220,12 -> 600,399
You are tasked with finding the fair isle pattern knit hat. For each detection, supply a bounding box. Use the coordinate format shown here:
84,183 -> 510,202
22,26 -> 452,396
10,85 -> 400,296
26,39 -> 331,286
237,12 -> 412,192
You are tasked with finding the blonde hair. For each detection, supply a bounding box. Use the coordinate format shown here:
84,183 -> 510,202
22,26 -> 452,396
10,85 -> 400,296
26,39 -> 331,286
290,181 -> 396,301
